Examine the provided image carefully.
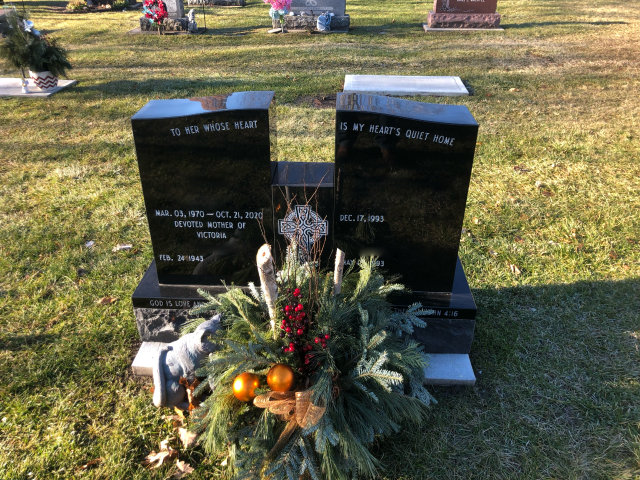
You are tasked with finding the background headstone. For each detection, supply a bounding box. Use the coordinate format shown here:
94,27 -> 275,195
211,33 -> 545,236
290,0 -> 345,16
435,0 -> 498,14
187,0 -> 245,5
131,92 -> 276,286
278,0 -> 350,32
427,0 -> 501,29
333,92 -> 478,297
165,0 -> 185,18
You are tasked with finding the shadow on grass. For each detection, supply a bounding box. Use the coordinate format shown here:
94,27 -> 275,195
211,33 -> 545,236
16,0 -> 68,5
504,20 -> 628,29
71,77 -> 292,96
204,25 -> 266,35
371,277 -> 640,478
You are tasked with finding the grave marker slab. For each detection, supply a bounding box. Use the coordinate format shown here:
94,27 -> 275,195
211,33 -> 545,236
343,75 -> 469,97
131,92 -> 276,287
333,92 -> 478,300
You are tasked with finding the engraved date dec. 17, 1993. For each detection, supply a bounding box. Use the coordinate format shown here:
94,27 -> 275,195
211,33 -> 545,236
339,214 -> 384,222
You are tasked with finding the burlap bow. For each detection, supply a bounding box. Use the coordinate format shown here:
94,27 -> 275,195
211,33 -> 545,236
254,390 -> 325,459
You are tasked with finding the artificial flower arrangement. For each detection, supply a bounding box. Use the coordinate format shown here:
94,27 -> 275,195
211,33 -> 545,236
0,8 -> 72,91
183,239 -> 436,480
142,0 -> 169,34
263,0 -> 292,32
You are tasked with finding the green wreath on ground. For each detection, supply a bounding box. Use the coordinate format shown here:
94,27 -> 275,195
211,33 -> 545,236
184,243 -> 436,480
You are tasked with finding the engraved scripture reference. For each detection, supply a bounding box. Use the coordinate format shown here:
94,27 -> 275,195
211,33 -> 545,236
278,205 -> 328,258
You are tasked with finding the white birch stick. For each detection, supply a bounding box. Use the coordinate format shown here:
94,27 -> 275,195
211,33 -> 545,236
257,244 -> 278,330
333,248 -> 345,296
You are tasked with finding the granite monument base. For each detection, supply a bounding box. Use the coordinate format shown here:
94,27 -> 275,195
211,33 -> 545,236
133,256 -> 476,353
132,260 -> 227,342
427,11 -> 501,29
400,258 -> 477,355
133,342 -> 475,386
139,16 -> 190,31
272,14 -> 350,33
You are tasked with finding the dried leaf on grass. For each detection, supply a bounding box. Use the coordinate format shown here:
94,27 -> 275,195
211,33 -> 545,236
78,458 -> 102,471
179,377 -> 202,410
509,264 -> 522,276
141,438 -> 178,469
178,427 -> 198,448
96,296 -> 117,305
112,243 -> 133,252
173,460 -> 195,478
162,414 -> 184,428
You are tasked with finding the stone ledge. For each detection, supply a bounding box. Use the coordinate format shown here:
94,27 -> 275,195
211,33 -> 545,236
424,353 -> 476,386
343,74 -> 470,97
427,11 -> 501,29
132,341 -> 168,376
272,14 -> 350,32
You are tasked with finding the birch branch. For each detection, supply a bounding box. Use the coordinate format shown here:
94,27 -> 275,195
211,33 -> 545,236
333,248 -> 345,296
257,244 -> 278,331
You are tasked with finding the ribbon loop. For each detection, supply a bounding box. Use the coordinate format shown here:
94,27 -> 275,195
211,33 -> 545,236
254,389 -> 326,429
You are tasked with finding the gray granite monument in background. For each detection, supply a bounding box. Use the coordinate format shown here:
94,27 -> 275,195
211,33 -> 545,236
273,0 -> 350,32
187,0 -> 245,6
165,0 -> 185,18
140,0 -> 196,32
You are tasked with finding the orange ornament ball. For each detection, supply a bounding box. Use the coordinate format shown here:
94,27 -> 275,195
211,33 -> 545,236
267,363 -> 295,392
233,372 -> 260,402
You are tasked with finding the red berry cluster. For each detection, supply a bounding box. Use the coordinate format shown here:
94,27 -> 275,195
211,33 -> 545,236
314,334 -> 330,349
304,334 -> 330,365
279,288 -> 331,373
280,288 -> 308,352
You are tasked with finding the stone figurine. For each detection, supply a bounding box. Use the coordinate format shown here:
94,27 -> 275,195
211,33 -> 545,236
152,315 -> 221,409
187,9 -> 197,32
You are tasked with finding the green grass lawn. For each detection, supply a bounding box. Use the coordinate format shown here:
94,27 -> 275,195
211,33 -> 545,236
1,0 -> 639,478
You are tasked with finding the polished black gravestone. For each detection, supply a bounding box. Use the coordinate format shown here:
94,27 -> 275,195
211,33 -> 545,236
131,92 -> 276,287
272,161 -> 334,267
334,92 -> 478,301
132,160 -> 335,342
334,92 -> 478,354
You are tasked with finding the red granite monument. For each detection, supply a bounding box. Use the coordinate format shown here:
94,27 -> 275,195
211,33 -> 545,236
426,0 -> 501,30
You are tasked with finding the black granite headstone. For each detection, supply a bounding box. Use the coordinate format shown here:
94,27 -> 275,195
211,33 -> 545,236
334,92 -> 478,303
272,161 -> 334,267
131,92 -> 276,286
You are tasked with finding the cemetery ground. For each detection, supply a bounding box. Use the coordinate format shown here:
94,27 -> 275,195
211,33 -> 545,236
0,0 -> 639,477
